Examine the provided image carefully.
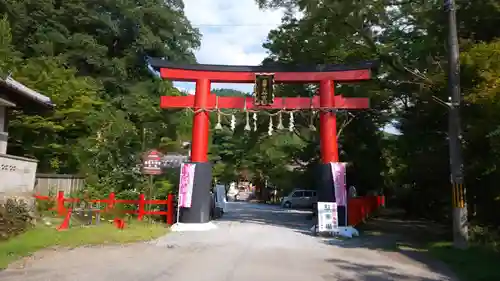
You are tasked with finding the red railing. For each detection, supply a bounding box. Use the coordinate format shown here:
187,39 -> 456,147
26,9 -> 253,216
34,192 -> 382,228
348,195 -> 385,226
34,191 -> 175,226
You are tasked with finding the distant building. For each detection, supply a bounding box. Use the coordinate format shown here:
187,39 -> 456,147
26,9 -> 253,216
161,154 -> 189,168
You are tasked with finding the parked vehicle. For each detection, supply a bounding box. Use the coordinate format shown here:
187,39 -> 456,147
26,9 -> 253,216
281,189 -> 317,209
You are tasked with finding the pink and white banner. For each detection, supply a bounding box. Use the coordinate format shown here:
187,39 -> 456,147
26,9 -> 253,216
331,162 -> 347,206
178,163 -> 196,208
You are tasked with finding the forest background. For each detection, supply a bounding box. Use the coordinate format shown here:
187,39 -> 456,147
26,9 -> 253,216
0,0 -> 499,244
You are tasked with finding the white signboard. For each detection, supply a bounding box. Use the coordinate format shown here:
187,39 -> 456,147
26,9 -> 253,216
317,202 -> 338,233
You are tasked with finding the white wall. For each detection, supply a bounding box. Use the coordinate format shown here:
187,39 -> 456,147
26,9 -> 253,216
0,154 -> 38,204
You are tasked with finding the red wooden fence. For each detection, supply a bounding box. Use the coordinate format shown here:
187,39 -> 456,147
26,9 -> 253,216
34,191 -> 175,226
348,195 -> 385,226
34,192 -> 383,228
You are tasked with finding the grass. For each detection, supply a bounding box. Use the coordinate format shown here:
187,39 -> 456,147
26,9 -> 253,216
359,209 -> 500,281
0,220 -> 169,270
427,241 -> 500,281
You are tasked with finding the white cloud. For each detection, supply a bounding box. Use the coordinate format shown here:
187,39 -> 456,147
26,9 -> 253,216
173,0 -> 286,94
175,86 -> 195,95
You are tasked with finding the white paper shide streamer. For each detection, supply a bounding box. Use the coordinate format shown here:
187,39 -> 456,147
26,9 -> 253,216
230,114 -> 236,131
268,115 -> 273,136
253,113 -> 258,131
215,112 -> 222,130
277,112 -> 284,130
244,112 -> 251,131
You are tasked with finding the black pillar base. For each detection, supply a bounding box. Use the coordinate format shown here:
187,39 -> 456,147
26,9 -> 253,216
338,206 -> 347,227
179,162 -> 212,224
316,163 -> 347,227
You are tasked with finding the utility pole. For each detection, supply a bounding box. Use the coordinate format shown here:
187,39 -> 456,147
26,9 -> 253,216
445,0 -> 468,249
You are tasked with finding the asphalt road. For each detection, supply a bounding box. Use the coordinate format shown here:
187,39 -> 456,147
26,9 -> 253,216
0,202 -> 458,281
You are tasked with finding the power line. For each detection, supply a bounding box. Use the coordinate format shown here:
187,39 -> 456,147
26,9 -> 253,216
191,23 -> 279,27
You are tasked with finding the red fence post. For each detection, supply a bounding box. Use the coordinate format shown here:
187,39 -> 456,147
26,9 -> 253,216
57,210 -> 72,231
368,196 -> 375,214
57,191 -> 65,216
138,194 -> 145,221
166,194 -> 174,225
348,199 -> 355,226
346,196 -> 387,227
107,192 -> 115,210
361,202 -> 366,221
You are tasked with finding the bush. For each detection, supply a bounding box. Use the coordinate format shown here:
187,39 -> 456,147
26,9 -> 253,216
469,225 -> 500,251
116,189 -> 141,216
0,198 -> 36,241
35,188 -> 56,213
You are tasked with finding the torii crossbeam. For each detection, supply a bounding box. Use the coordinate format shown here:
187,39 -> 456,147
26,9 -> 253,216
160,94 -> 368,110
149,58 -> 377,227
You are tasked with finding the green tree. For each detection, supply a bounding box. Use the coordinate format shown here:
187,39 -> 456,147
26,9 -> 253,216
0,0 -> 199,193
255,0 -> 500,230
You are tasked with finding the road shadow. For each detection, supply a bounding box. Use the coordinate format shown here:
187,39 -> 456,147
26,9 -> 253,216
217,202 -> 314,232
323,238 -> 459,280
217,203 -> 459,280
323,258 -> 445,281
315,209 -> 460,281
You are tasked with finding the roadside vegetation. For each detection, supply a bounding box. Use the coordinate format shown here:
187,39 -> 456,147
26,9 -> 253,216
0,197 -> 168,270
360,209 -> 500,281
0,0 -> 498,278
427,241 -> 499,281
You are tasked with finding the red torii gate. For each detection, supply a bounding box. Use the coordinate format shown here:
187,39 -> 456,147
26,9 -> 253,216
149,58 -> 376,226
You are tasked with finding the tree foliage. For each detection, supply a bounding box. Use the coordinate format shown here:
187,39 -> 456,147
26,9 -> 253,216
0,0 -> 499,236
0,0 -> 196,197
253,0 -> 500,231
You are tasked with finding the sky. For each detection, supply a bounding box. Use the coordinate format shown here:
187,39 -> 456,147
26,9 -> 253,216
171,0 -> 400,134
173,0 -> 285,94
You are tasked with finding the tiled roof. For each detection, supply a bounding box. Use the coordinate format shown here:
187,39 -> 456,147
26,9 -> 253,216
0,76 -> 54,111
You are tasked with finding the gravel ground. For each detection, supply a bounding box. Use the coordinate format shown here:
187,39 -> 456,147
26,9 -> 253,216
0,202 -> 458,281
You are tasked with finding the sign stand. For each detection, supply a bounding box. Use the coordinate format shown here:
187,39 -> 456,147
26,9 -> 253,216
171,162 -> 217,232
142,149 -> 164,223
316,202 -> 339,236
310,162 -> 360,238
312,201 -> 360,238
344,169 -> 348,225
175,193 -> 181,224
147,174 -> 154,222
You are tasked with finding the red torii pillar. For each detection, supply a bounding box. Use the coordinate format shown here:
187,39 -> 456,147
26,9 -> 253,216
192,78 -> 211,162
150,58 -> 375,225
319,80 -> 339,163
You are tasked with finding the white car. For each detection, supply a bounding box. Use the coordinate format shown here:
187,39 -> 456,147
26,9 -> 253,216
281,189 -> 317,208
